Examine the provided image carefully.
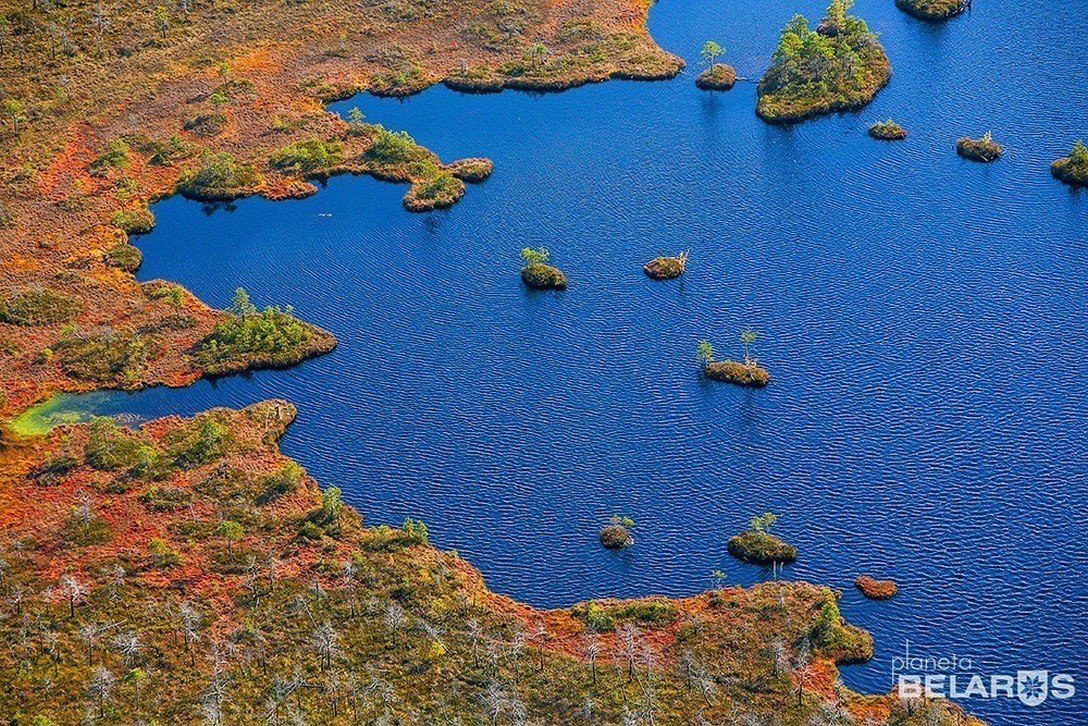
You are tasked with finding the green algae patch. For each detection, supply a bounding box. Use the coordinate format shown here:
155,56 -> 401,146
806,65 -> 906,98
695,64 -> 736,91
869,119 -> 908,141
7,394 -> 92,437
957,132 -> 1003,162
895,0 -> 969,21
757,0 -> 891,124
1051,140 -> 1088,186
728,529 -> 797,564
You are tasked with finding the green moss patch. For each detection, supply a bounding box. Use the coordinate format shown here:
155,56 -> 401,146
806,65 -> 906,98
104,243 -> 143,272
111,207 -> 156,235
178,152 -> 260,201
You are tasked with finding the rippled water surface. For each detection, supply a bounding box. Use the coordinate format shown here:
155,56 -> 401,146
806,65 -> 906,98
60,0 -> 1088,722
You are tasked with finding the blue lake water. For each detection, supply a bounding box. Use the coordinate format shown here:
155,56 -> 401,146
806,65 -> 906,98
50,0 -> 1088,722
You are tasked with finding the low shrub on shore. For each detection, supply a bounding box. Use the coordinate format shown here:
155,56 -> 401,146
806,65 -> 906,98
895,0 -> 969,21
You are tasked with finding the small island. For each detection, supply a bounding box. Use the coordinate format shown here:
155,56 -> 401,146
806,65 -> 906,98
695,41 -> 735,91
599,515 -> 635,549
728,512 -> 798,565
697,331 -> 770,388
520,246 -> 568,290
956,132 -> 1003,162
756,0 -> 891,124
869,119 -> 908,141
644,251 -> 688,280
1051,140 -> 1088,187
895,0 -> 969,22
855,576 -> 898,600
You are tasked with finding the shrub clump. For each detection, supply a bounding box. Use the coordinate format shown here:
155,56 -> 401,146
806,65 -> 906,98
599,515 -> 634,549
644,252 -> 688,280
695,64 -> 736,91
572,599 -> 677,632
520,247 -> 567,290
140,485 -> 193,512
110,207 -> 156,235
178,152 -> 260,201
365,126 -> 427,165
104,243 -> 143,272
404,169 -> 465,212
855,575 -> 898,600
164,416 -> 231,469
810,592 -> 874,663
193,289 -> 333,376
1051,140 -> 1088,187
0,287 -> 82,325
89,139 -> 131,176
255,461 -> 304,505
84,417 -> 151,471
269,138 -> 344,174
757,0 -> 891,124
956,132 -> 1003,162
895,0 -> 969,21
868,119 -> 907,141
56,332 -> 148,384
182,113 -> 227,137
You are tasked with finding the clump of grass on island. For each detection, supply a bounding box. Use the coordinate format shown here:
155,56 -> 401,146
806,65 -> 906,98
644,251 -> 688,280
599,514 -> 634,549
448,157 -> 494,182
403,165 -> 465,212
697,331 -> 769,388
895,0 -> 969,21
694,41 -> 735,91
269,137 -> 344,175
869,119 -> 908,141
728,512 -> 798,565
520,246 -> 567,290
855,575 -> 898,600
0,287 -> 82,326
193,288 -> 336,376
757,0 -> 891,124
956,131 -> 1003,162
1051,139 -> 1088,187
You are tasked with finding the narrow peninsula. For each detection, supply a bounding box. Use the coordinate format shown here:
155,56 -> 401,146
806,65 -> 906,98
757,0 -> 891,124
